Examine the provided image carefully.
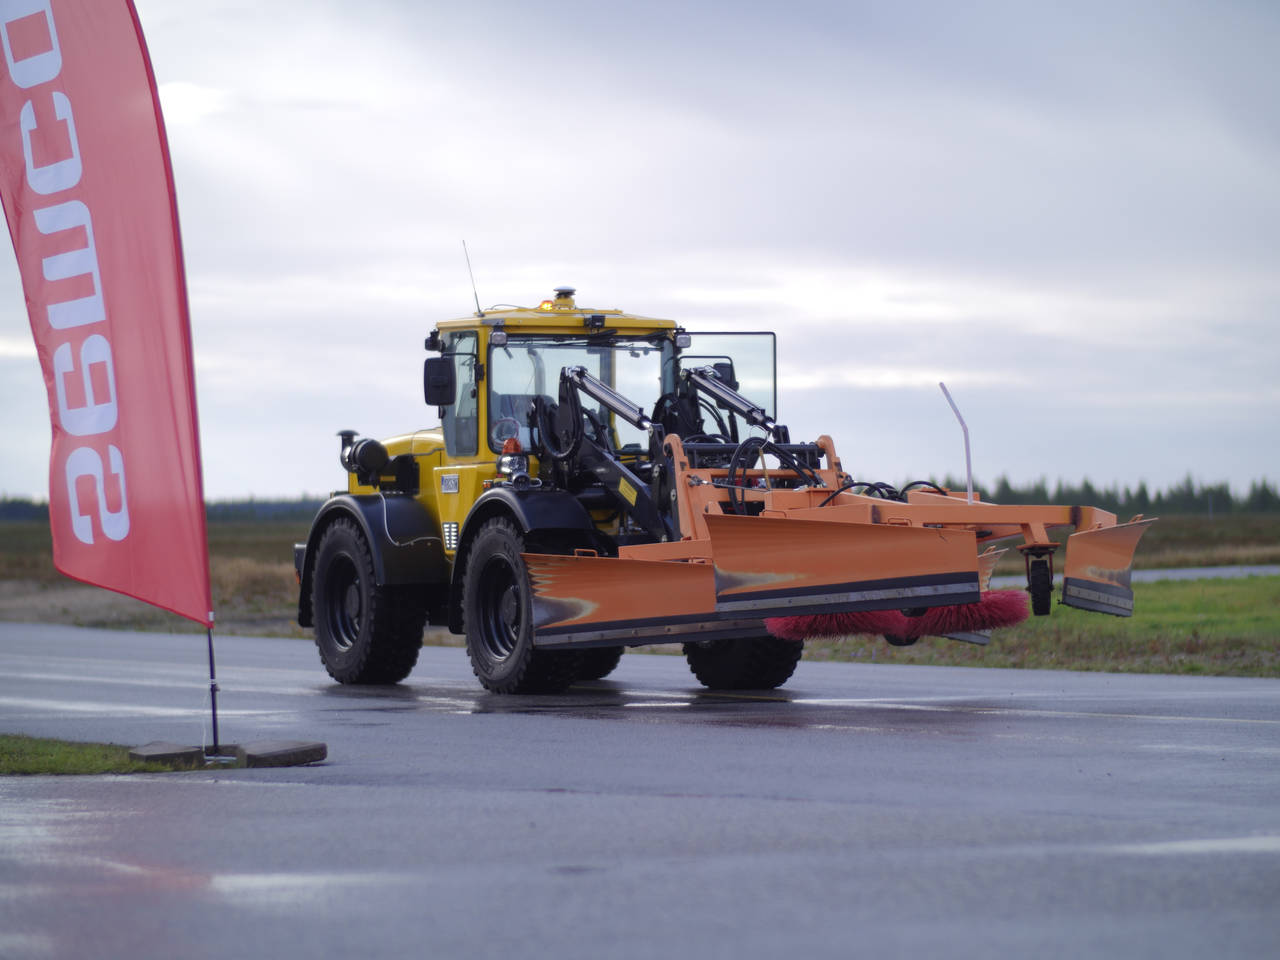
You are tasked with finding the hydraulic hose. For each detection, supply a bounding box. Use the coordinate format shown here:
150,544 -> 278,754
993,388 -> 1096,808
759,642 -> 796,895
726,435 -> 826,515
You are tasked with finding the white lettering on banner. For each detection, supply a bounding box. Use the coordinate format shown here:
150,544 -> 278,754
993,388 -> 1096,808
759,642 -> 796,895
20,90 -> 80,194
1,0 -> 130,545
53,335 -> 118,436
0,0 -> 61,89
34,200 -> 103,329
64,444 -> 129,543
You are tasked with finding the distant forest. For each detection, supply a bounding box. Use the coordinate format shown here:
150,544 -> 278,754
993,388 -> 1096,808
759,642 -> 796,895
933,476 -> 1280,516
0,496 -> 325,523
2,476 -> 1278,521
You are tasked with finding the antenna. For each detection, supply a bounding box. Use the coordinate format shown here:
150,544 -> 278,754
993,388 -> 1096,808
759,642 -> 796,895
939,382 -> 974,504
462,239 -> 484,318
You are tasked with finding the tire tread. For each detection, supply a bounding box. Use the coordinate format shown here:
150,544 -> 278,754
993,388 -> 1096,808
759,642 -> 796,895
313,518 -> 425,684
683,635 -> 803,690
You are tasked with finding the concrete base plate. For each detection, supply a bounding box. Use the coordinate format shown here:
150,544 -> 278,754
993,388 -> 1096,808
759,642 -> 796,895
235,740 -> 328,768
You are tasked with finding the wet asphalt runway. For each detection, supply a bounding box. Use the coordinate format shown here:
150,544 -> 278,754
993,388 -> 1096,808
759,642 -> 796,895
1,622 -> 1279,960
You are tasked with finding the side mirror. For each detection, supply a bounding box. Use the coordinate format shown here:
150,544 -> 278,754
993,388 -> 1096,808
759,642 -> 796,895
712,361 -> 738,392
424,357 -> 456,406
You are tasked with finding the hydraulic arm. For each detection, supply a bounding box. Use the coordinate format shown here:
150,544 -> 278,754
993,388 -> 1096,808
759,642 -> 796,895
681,365 -> 786,441
535,365 -> 672,543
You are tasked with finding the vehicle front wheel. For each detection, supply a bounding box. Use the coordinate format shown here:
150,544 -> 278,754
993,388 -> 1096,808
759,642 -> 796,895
312,518 -> 426,684
683,635 -> 803,690
462,519 -> 581,693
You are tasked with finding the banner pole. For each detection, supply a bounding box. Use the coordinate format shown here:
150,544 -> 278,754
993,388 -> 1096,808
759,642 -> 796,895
206,626 -> 220,755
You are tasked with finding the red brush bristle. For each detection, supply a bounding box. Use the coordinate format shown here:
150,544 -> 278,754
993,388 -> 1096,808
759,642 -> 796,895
766,609 -> 910,641
903,589 -> 1029,639
765,591 -> 1030,642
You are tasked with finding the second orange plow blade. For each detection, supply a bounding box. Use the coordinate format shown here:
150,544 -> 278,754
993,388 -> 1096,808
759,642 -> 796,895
1062,518 -> 1156,617
705,513 -> 981,620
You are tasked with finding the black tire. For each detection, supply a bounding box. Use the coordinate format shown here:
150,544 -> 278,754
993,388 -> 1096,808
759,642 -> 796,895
312,518 -> 426,684
1028,559 -> 1053,616
884,634 -> 918,647
462,518 -> 581,693
682,636 -> 803,690
576,646 -> 624,682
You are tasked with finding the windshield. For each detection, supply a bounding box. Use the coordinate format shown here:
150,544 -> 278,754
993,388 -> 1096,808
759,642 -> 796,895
486,330 -> 779,454
488,335 -> 673,452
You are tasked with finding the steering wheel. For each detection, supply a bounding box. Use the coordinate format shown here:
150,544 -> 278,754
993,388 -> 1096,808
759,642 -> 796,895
535,396 -> 583,460
490,417 -> 521,447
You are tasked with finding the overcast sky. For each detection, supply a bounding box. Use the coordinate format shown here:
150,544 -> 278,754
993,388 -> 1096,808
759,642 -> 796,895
2,0 -> 1276,500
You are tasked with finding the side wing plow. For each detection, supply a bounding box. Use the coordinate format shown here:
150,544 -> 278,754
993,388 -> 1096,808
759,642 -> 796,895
1061,517 -> 1156,617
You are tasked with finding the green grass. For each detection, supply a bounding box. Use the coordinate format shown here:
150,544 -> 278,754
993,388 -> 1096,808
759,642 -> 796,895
804,575 -> 1280,677
0,734 -> 178,775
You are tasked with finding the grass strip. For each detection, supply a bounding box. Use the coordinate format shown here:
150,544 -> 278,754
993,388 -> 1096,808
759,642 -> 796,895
0,734 -> 177,776
803,576 -> 1280,677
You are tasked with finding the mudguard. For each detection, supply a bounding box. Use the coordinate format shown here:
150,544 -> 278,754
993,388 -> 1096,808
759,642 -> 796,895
296,493 -> 447,627
460,486 -> 601,546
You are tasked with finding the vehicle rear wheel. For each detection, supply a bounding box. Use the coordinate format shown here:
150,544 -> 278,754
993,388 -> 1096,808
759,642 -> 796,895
462,518 -> 581,693
575,646 -> 624,682
683,635 -> 803,690
312,518 -> 426,684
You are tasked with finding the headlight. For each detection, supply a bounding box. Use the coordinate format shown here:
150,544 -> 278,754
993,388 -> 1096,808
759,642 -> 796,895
497,453 -> 529,477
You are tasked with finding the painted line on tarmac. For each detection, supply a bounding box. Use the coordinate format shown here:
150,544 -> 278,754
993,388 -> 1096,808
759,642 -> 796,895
3,669 -> 328,698
210,871 -> 409,906
1102,836 -> 1280,856
4,670 -> 211,690
0,695 -> 273,719
785,698 -> 1280,726
610,688 -> 1280,726
1140,742 -> 1280,757
945,706 -> 1280,726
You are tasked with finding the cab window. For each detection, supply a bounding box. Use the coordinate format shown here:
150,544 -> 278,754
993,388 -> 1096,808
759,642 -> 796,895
443,331 -> 479,457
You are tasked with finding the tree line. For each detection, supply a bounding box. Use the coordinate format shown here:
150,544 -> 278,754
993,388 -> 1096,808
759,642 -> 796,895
1,477 -> 1277,522
934,475 -> 1280,516
0,497 -> 324,523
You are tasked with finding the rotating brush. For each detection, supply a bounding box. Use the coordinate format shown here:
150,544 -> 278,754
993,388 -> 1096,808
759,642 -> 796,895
765,590 -> 1029,643
899,589 -> 1029,640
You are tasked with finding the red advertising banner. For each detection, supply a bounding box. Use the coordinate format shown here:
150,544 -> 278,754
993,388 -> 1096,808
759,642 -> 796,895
0,0 -> 212,626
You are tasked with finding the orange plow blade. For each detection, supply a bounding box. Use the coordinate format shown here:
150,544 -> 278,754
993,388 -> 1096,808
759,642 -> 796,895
523,553 -> 762,649
1061,518 -> 1156,617
705,513 -> 981,620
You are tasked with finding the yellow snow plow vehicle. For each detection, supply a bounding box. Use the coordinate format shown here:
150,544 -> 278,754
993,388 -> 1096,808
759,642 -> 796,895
294,288 -> 1153,692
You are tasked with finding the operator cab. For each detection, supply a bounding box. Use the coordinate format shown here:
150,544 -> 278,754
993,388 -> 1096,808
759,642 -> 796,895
423,291 -> 788,543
